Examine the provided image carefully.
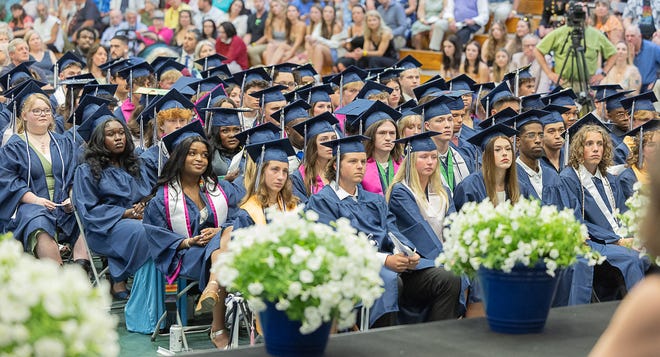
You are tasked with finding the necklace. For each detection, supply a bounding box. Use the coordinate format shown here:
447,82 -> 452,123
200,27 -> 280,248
28,133 -> 50,153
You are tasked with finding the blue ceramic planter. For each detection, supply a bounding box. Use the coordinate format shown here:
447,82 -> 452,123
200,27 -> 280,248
478,263 -> 560,334
259,302 -> 332,357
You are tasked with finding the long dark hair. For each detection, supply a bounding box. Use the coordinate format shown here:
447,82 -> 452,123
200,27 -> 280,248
463,40 -> 482,75
84,118 -> 141,181
442,35 -> 462,73
153,135 -> 218,195
202,19 -> 217,40
219,21 -> 237,39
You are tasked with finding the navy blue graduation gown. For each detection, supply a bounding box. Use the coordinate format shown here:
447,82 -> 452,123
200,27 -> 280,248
290,169 -> 308,204
453,171 -> 533,212
516,162 -> 571,209
0,133 -> 79,248
306,185 -> 431,326
539,148 -> 565,174
614,141 -> 630,165
560,167 -> 648,290
139,145 -> 168,189
72,163 -> 152,281
616,167 -> 638,202
142,183 -> 239,290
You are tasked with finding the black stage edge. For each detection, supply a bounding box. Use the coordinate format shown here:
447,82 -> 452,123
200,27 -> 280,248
186,301 -> 618,356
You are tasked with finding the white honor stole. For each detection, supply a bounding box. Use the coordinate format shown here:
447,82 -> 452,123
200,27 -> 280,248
575,165 -> 619,233
403,183 -> 447,243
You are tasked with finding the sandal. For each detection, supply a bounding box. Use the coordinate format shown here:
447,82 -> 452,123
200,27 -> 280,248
210,328 -> 229,349
195,281 -> 219,316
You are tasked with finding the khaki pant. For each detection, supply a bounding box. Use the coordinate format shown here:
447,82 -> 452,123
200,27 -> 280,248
247,44 -> 267,67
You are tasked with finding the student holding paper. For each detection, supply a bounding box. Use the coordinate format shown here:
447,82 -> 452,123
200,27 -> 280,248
306,135 -> 462,328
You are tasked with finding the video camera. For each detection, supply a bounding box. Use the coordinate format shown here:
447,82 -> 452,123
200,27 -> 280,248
566,1 -> 592,27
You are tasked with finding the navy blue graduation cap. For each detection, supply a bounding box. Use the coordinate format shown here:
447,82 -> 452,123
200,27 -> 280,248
271,62 -> 297,74
334,98 -> 373,125
68,95 -> 110,125
298,84 -> 334,104
394,131 -> 439,153
136,87 -> 167,109
250,85 -> 287,107
151,56 -> 179,72
567,113 -> 610,137
81,83 -> 118,97
294,63 -> 317,79
99,58 -> 133,77
59,73 -> 96,90
446,74 -> 475,92
478,107 -> 519,129
621,91 -> 657,112
54,51 -> 85,73
187,76 -> 225,95
521,93 -> 545,111
195,84 -> 228,112
624,119 -> 660,168
170,76 -> 198,96
292,112 -> 338,140
154,59 -> 185,79
502,109 -> 550,130
591,84 -> 623,102
0,61 -> 37,90
412,95 -> 453,122
76,107 -> 117,142
365,67 -> 384,79
471,81 -> 495,93
199,107 -> 251,128
272,99 -> 311,126
598,90 -> 632,111
352,100 -> 401,134
541,88 -> 577,107
3,78 -> 45,99
443,91 -> 468,111
137,89 -> 195,146
117,61 -> 153,79
480,81 -> 516,114
467,123 -> 518,151
394,55 -> 422,70
194,54 -> 227,71
356,80 -> 393,99
6,80 -> 47,118
201,64 -> 232,79
370,67 -> 403,82
162,120 -> 207,154
542,104 -> 571,115
322,134 -> 369,184
233,67 -> 271,86
540,110 -> 565,126
234,122 -> 281,146
330,65 -> 367,87
413,77 -> 446,100
397,99 -> 418,117
245,138 -> 295,164
503,65 -> 532,95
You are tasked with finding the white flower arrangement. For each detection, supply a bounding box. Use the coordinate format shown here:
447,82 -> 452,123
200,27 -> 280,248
212,208 -> 384,334
0,234 -> 119,357
436,198 -> 604,277
618,182 -> 658,264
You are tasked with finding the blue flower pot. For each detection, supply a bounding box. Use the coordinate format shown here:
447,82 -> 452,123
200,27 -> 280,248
259,302 -> 332,357
478,263 -> 560,334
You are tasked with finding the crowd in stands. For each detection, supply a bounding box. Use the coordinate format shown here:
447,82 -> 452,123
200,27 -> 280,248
0,0 -> 659,352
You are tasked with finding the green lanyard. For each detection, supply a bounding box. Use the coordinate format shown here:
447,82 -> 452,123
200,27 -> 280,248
440,150 -> 455,191
376,158 -> 394,191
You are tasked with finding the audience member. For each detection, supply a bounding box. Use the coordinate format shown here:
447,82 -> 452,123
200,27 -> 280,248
109,35 -> 130,60
100,10 -> 126,47
481,21 -> 507,66
538,0 -> 567,38
85,43 -> 108,83
164,0 -> 192,30
216,22 -> 249,72
308,5 -> 343,71
32,3 -> 63,53
377,0 -> 407,50
8,3 -> 34,39
226,0 -> 249,38
244,0 -> 268,66
591,0 -> 624,43
511,34 -> 551,93
179,29 -> 202,74
263,0 -> 287,65
490,48 -> 510,82
173,9 -> 196,47
268,4 -> 306,65
25,30 -> 56,81
622,0 -> 660,40
442,0 -> 489,48
194,0 -> 224,29
68,0 -> 102,40
137,10 -> 174,48
441,35 -> 462,79
410,0 -> 446,51
625,24 -> 660,92
505,17 -> 531,55
461,40 -> 489,83
109,0 -> 145,13
601,41 -> 642,95
202,19 -> 218,41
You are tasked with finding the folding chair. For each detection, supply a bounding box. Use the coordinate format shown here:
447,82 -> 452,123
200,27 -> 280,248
70,189 -> 109,288
225,293 -> 256,348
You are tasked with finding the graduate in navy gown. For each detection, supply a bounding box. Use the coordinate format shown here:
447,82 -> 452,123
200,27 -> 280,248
454,123 -> 528,212
143,121 -> 239,349
513,110 -> 570,208
289,112 -> 339,204
138,90 -> 195,189
559,115 -> 648,293
514,109 -> 592,306
539,105 -> 569,173
72,107 -> 153,299
204,107 -> 248,181
412,96 -> 473,196
0,90 -> 87,267
306,136 -> 462,327
616,120 -> 660,201
614,92 -> 659,164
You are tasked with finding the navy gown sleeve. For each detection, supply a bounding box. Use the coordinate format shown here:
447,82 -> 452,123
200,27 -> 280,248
613,142 -> 630,165
305,187 -> 341,226
218,179 -> 246,218
142,188 -> 185,275
616,167 -> 637,203
452,172 -> 487,212
139,146 -> 160,190
290,170 -> 309,204
72,164 -> 126,235
388,183 -> 444,261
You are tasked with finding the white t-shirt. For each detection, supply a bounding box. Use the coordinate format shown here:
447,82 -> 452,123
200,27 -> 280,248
33,15 -> 64,52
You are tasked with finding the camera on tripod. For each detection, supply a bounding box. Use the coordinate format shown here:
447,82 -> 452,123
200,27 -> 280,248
566,1 -> 587,28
